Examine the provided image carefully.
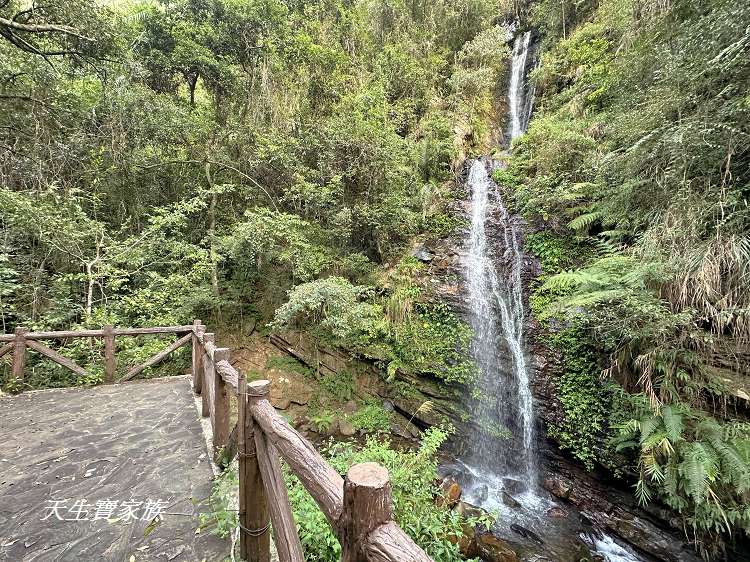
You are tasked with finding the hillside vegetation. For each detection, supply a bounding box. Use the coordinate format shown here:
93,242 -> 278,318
2,0 -> 750,558
505,0 -> 750,556
0,0 -> 511,386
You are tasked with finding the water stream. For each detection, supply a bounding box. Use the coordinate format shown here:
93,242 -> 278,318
458,26 -> 538,508
449,30 -> 645,562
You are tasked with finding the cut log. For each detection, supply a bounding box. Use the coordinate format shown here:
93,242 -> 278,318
26,339 -> 90,378
249,381 -> 304,562
364,522 -> 434,562
11,327 -> 27,382
119,332 -> 192,382
212,347 -> 231,458
201,333 -> 214,418
0,341 -> 13,359
215,359 -> 239,390
341,463 -> 394,562
0,325 -> 195,341
103,325 -> 116,384
191,320 -> 205,394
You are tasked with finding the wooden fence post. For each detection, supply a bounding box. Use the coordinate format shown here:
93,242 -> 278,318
239,376 -> 271,562
212,346 -> 231,458
191,320 -> 204,394
247,380 -> 304,562
11,327 -> 27,383
340,463 -> 394,562
103,325 -> 116,384
201,333 -> 214,418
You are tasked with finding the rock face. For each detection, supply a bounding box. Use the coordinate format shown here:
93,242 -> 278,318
477,533 -> 520,562
263,164 -> 703,561
338,419 -> 356,436
541,461 -> 700,562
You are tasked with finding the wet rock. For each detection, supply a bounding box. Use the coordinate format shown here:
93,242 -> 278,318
439,478 -> 462,507
543,476 -> 571,499
477,533 -> 519,562
338,419 -> 356,437
502,477 -> 526,495
546,506 -> 568,519
342,400 -> 358,414
501,491 -> 520,508
510,524 -> 543,545
473,483 -> 489,504
448,524 -> 479,558
382,399 -> 394,412
456,501 -> 485,520
412,246 -> 435,262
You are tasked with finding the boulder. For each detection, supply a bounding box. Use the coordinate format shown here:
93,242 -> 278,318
412,246 -> 435,262
502,477 -> 526,495
448,524 -> 479,558
542,476 -> 571,499
456,501 -> 485,520
546,506 -> 568,519
270,395 -> 291,410
288,379 -> 313,405
438,478 -> 462,507
477,533 -> 519,562
501,491 -> 520,509
338,419 -> 356,437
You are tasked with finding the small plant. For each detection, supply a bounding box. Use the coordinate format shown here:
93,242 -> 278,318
310,410 -> 335,434
266,355 -> 314,378
349,401 -> 391,433
286,426 -> 487,562
319,370 -> 355,402
199,466 -> 238,538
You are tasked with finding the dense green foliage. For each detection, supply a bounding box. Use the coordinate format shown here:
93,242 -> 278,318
201,427 -> 490,561
0,0 -> 513,387
512,0 -> 750,553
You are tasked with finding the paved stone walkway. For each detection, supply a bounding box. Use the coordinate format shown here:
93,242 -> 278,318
0,376 -> 229,561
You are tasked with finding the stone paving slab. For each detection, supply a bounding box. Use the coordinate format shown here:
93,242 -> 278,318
0,376 -> 230,561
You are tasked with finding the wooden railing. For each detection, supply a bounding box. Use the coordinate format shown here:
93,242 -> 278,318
0,324 -> 195,384
1,320 -> 434,562
191,320 -> 434,562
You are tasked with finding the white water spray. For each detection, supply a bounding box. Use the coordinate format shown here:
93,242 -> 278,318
507,30 -> 535,142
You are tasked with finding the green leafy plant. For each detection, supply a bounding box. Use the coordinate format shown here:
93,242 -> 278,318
286,426 -> 486,562
349,401 -> 392,433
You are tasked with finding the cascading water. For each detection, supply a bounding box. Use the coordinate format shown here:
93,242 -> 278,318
461,160 -> 536,496
507,30 -> 535,143
457,28 -> 538,508
450,29 -> 646,562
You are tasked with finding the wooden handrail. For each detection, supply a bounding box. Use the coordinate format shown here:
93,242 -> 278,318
0,325 -> 194,341
2,320 -> 434,561
1,324 -> 196,387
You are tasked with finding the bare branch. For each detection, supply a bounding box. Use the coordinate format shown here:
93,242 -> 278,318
0,15 -> 94,42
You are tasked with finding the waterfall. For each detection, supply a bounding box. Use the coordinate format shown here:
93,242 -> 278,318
507,30 -> 535,143
461,160 -> 536,499
457,30 -> 538,507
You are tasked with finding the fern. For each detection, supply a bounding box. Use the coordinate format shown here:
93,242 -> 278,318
568,210 -> 603,232
661,405 -> 684,444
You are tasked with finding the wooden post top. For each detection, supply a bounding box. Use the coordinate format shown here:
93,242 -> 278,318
347,463 -> 389,489
247,379 -> 271,397
214,347 -> 230,362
